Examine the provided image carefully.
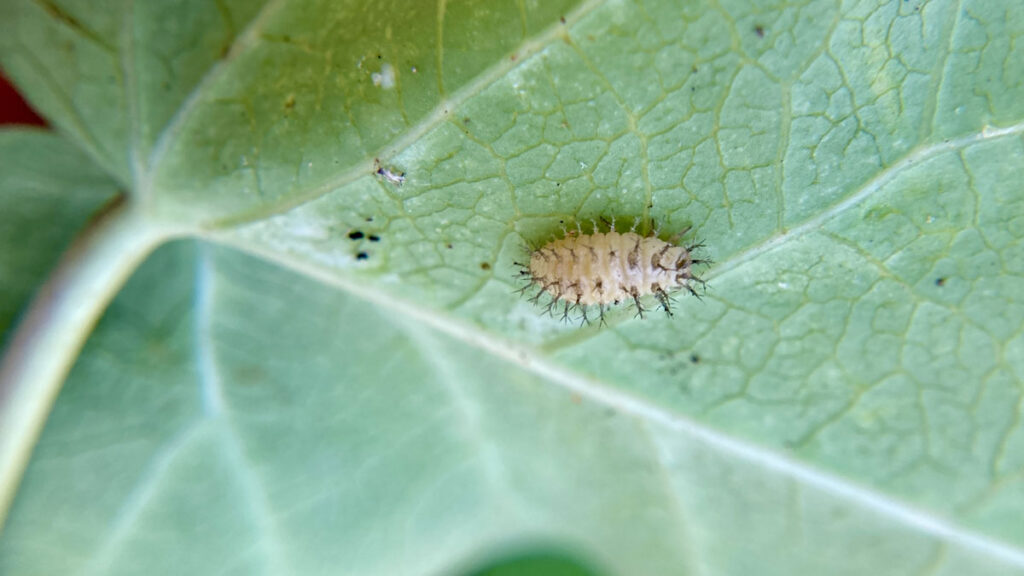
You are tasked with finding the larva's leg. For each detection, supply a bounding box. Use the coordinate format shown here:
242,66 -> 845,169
545,296 -> 559,316
631,287 -> 645,318
655,288 -> 673,317
530,287 -> 547,304
579,305 -> 590,326
669,226 -> 692,244
685,283 -> 703,300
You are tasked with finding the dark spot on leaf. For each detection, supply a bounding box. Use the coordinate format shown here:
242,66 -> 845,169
480,262 -> 491,270
935,277 -> 946,287
446,243 -> 453,249
754,25 -> 765,37
690,354 -> 700,364
365,216 -> 373,222
356,252 -> 369,261
560,15 -> 566,24
368,234 -> 381,242
348,231 -> 364,240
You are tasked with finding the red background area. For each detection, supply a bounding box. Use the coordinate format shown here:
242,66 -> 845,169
0,74 -> 47,126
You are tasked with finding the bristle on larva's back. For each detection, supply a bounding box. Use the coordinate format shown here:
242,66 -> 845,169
518,226 -> 708,323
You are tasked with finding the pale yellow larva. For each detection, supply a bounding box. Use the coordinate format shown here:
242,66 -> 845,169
519,220 -> 709,324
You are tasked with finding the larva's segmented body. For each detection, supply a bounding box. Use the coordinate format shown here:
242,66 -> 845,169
519,221 -> 709,324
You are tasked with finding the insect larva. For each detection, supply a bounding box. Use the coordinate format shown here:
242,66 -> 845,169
517,219 -> 708,324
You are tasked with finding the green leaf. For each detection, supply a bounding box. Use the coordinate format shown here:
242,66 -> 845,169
4,242 -> 1022,575
2,0 -> 1024,574
0,0 -> 267,183
0,129 -> 120,345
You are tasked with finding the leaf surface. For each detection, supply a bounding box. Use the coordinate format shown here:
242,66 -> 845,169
1,0 -> 1024,574
0,129 -> 120,345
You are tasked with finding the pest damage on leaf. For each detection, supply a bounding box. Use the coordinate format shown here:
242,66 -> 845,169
516,218 -> 710,325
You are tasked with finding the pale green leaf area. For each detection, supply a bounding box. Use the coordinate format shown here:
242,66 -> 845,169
2,242 -> 1020,576
0,129 -> 120,346
0,0 -> 267,183
1,0 -> 1024,574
